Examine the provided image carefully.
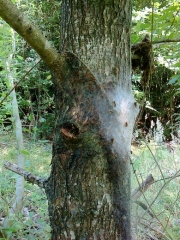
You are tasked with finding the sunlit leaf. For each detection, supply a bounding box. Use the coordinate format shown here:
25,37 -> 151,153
174,62 -> 180,67
20,149 -> 30,155
17,55 -> 23,61
47,74 -> 51,80
168,75 -> 180,84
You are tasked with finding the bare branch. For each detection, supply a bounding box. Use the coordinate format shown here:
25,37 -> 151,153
4,161 -> 46,188
0,59 -> 41,106
4,160 -> 155,195
132,39 -> 180,50
131,39 -> 180,51
131,174 -> 154,201
152,38 -> 180,44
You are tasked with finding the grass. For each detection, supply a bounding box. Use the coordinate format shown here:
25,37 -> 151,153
0,132 -> 180,239
0,132 -> 51,239
131,140 -> 180,239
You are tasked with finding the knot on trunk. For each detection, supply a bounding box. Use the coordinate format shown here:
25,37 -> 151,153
60,122 -> 79,141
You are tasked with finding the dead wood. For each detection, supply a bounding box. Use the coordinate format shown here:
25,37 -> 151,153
131,174 -> 154,201
4,161 -> 46,188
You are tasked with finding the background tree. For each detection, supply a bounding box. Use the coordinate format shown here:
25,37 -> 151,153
2,29 -> 25,234
131,0 -> 180,138
0,0 -> 138,239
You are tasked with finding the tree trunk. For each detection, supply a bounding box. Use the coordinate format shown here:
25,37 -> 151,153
0,0 -> 139,239
3,29 -> 25,231
45,1 -> 138,239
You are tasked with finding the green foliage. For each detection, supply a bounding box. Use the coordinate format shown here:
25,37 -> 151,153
169,74 -> 180,84
132,75 -> 145,104
132,0 -> 180,69
24,0 -> 61,49
132,0 -> 180,40
132,0 -> 180,137
0,19 -> 55,139
1,136 -> 180,239
0,135 -> 51,239
36,113 -> 55,139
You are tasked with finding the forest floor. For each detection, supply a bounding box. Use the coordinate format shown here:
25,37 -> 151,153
0,133 -> 51,239
0,132 -> 180,239
131,139 -> 180,240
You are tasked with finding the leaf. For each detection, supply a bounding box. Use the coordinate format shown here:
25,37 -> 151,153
175,115 -> 180,121
39,117 -> 46,123
17,55 -> 23,61
168,32 -> 175,38
46,74 -> 51,80
28,113 -> 34,121
168,75 -> 180,84
1,226 -> 17,232
38,140 -> 50,143
20,149 -> 30,155
174,62 -> 180,67
23,127 -> 31,133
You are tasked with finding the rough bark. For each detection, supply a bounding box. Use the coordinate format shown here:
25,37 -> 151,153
44,1 -> 138,239
45,55 -> 137,239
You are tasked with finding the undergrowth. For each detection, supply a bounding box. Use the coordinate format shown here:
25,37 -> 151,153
0,132 -> 180,239
131,140 -> 180,240
0,133 -> 51,239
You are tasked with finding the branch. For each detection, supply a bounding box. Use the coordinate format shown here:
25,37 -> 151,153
135,201 -> 154,218
131,174 -> 155,218
4,161 -> 155,217
4,160 -> 155,194
131,174 -> 154,201
0,59 -> 41,106
0,0 -> 58,67
131,39 -> 180,50
4,161 -> 46,188
152,38 -> 180,44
